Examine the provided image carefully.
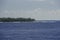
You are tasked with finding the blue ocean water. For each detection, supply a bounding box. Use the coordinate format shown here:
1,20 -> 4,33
0,21 -> 60,40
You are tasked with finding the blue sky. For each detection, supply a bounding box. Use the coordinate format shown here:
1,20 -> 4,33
0,0 -> 60,20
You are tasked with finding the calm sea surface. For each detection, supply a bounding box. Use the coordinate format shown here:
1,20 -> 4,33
0,21 -> 60,40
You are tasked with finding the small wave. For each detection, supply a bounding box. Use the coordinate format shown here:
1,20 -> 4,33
35,20 -> 59,23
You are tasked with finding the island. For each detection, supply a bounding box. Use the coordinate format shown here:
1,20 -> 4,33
0,18 -> 35,22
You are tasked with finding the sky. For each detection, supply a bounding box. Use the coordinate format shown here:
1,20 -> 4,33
0,0 -> 60,20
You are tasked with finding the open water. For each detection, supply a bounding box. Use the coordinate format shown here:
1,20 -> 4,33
0,21 -> 60,40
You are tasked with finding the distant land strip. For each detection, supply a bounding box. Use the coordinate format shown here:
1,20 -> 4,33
0,18 -> 35,22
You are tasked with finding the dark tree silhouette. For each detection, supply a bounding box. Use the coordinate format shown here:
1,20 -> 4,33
0,18 -> 35,22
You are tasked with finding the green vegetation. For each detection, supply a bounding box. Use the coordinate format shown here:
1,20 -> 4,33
0,18 -> 35,22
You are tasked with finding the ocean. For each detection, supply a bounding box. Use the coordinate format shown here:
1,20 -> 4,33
0,21 -> 60,40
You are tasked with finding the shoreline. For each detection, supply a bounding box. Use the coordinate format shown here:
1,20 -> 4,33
0,20 -> 59,23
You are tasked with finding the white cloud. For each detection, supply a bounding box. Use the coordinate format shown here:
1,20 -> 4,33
50,1 -> 55,5
32,8 -> 60,20
0,8 -> 60,20
4,10 -> 9,14
47,0 -> 56,6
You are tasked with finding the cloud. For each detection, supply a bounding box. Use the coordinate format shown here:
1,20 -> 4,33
0,8 -> 60,20
49,1 -> 55,5
33,8 -> 60,20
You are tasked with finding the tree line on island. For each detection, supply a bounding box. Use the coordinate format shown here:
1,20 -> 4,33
0,18 -> 35,22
